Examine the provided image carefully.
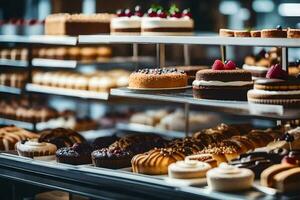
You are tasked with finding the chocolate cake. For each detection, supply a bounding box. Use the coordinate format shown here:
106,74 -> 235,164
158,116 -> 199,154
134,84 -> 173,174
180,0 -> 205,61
91,147 -> 133,169
56,143 -> 93,165
193,60 -> 253,101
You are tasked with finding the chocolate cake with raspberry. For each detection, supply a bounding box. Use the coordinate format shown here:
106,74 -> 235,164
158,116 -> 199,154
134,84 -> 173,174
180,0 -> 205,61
128,68 -> 188,89
247,64 -> 300,106
193,60 -> 253,101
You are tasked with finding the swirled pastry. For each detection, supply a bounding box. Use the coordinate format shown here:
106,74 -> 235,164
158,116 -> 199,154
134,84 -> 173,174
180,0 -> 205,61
131,148 -> 185,175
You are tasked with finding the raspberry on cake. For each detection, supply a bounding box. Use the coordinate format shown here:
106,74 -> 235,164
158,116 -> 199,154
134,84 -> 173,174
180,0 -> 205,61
110,6 -> 142,35
141,5 -> 194,36
128,68 -> 188,89
193,60 -> 253,101
247,64 -> 300,106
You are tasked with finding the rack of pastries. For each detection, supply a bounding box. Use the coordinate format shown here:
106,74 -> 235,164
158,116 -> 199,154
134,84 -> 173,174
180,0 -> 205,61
1,123 -> 300,199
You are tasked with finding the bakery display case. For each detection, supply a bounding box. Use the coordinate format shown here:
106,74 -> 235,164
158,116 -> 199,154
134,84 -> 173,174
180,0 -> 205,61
1,1 -> 300,200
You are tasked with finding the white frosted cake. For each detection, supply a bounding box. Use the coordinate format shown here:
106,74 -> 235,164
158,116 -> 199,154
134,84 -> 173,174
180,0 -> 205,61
141,16 -> 194,36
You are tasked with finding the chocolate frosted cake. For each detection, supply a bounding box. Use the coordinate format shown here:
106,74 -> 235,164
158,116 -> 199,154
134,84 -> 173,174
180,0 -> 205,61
128,68 -> 188,89
91,147 -> 133,169
193,60 -> 253,100
247,65 -> 300,106
39,128 -> 86,149
56,143 -> 93,165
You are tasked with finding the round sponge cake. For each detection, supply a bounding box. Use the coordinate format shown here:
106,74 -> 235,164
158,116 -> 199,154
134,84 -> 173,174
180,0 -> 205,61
193,69 -> 253,101
128,68 -> 188,89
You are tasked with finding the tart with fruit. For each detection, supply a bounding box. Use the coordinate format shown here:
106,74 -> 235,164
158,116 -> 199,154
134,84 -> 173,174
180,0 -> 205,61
261,25 -> 287,38
247,64 -> 300,106
192,60 -> 253,101
110,6 -> 143,35
141,5 -> 194,35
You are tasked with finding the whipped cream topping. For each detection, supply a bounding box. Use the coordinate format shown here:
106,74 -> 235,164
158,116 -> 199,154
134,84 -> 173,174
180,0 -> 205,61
17,139 -> 57,153
215,163 -> 240,174
193,80 -> 253,87
171,159 -> 211,170
207,162 -> 254,178
249,89 -> 300,95
141,17 -> 194,28
242,64 -> 269,72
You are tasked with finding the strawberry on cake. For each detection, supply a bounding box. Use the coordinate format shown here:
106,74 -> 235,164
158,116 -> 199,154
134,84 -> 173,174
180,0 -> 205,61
141,5 -> 194,36
193,60 -> 253,101
247,64 -> 300,107
110,6 -> 143,35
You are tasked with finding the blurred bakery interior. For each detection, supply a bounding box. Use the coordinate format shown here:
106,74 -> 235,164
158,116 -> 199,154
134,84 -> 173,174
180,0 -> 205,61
0,0 -> 300,199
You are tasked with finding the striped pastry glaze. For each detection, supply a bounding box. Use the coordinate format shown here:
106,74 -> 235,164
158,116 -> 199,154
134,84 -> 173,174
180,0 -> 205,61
131,148 -> 185,175
0,126 -> 38,151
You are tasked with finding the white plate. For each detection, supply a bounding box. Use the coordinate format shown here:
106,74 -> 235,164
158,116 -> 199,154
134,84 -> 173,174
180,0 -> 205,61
127,86 -> 192,91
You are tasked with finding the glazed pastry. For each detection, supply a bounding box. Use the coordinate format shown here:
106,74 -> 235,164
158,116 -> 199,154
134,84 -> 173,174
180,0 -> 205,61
168,159 -> 211,179
39,128 -> 86,148
128,68 -> 188,89
0,126 -> 38,151
219,29 -> 234,37
193,60 -> 253,101
260,164 -> 296,187
207,163 -> 254,191
261,26 -> 287,38
250,30 -> 261,37
167,137 -> 204,156
274,167 -> 300,192
186,154 -> 218,168
16,139 -> 57,160
131,148 -> 185,175
56,143 -> 94,165
229,151 -> 288,178
287,28 -> 300,38
234,30 -> 251,37
92,147 -> 133,169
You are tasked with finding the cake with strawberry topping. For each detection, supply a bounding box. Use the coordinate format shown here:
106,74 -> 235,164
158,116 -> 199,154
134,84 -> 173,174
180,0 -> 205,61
247,64 -> 300,106
141,5 -> 194,36
193,60 -> 253,101
110,6 -> 143,35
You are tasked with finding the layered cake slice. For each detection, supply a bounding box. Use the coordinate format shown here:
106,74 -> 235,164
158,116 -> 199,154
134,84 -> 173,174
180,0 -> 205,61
193,60 -> 253,101
110,6 -> 142,35
141,5 -> 194,36
45,13 -> 115,35
247,64 -> 300,106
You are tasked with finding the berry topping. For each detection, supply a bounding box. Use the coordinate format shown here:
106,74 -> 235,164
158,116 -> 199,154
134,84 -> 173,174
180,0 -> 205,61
116,9 -> 126,17
276,25 -> 282,30
212,60 -> 225,70
170,11 -> 181,18
157,10 -> 167,18
266,64 -> 288,79
124,9 -> 133,17
147,8 -> 157,17
134,6 -> 143,17
28,19 -> 38,25
182,9 -> 192,18
281,155 -> 297,165
224,60 -> 236,70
